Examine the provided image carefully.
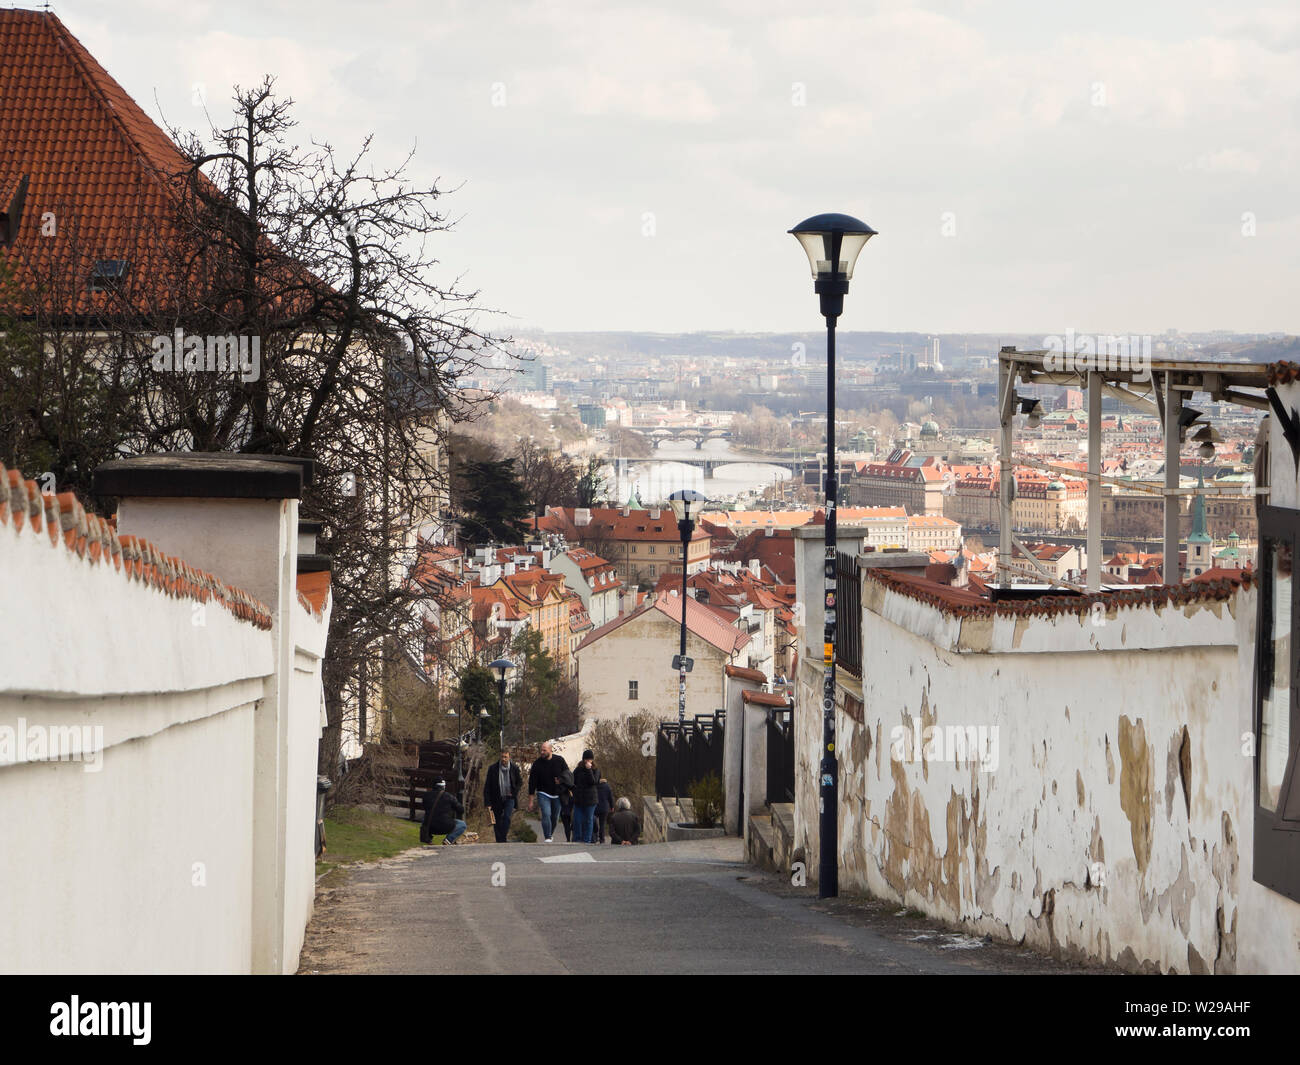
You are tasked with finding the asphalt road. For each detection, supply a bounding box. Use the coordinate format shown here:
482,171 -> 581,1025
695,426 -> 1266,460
298,837 -> 1104,975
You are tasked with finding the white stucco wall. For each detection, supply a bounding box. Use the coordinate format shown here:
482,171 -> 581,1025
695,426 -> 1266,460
0,484 -> 330,974
791,572 -> 1300,974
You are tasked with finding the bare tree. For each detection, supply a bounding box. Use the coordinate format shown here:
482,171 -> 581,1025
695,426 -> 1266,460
2,78 -> 510,777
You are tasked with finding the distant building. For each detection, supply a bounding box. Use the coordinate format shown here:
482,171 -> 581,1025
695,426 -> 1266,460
848,461 -> 947,515
577,403 -> 607,429
532,505 -> 710,587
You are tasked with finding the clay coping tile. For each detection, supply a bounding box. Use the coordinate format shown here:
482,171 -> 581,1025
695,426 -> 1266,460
742,689 -> 791,707
0,461 -> 273,630
864,566 -> 1253,620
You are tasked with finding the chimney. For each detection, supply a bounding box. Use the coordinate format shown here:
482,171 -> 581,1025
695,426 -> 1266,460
621,506 -> 630,517
749,558 -> 761,577
504,562 -> 516,577
575,508 -> 591,527
649,508 -> 661,519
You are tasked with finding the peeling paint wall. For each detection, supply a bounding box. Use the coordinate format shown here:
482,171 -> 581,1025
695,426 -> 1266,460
791,568 -> 1300,973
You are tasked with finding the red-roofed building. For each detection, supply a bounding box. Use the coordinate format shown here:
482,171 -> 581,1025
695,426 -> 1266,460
848,461 -> 947,515
549,547 -> 623,627
573,591 -> 755,725
0,10 -> 205,317
532,505 -> 710,588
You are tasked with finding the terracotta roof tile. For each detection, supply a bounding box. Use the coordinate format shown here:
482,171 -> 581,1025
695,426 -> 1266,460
865,566 -> 1252,620
742,689 -> 790,707
0,459 -> 273,628
296,570 -> 331,619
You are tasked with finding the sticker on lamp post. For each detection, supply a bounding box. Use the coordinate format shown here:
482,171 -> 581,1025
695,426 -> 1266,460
672,655 -> 693,672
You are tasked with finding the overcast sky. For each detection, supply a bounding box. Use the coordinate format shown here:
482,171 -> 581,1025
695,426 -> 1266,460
62,0 -> 1300,336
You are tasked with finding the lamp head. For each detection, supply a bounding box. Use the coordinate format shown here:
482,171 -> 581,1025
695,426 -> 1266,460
668,488 -> 708,526
788,213 -> 877,280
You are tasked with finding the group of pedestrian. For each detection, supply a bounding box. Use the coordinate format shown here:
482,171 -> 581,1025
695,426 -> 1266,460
484,740 -> 639,844
428,740 -> 642,846
528,742 -> 616,844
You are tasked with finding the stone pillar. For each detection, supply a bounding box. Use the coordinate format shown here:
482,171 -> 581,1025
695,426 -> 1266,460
94,453 -> 309,974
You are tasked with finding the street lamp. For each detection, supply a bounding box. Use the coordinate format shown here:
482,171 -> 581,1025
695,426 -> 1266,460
489,658 -> 514,751
788,211 -> 876,901
446,707 -> 464,802
668,488 -> 708,728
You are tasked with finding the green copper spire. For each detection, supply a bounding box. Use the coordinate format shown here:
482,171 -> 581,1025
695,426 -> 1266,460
1188,466 -> 1211,544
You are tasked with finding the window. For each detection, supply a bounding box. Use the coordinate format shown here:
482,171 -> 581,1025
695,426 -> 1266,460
1254,505 -> 1300,903
89,259 -> 129,292
628,680 -> 639,701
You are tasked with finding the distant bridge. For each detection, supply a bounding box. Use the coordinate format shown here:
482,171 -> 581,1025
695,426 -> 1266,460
626,427 -> 734,449
622,453 -> 796,479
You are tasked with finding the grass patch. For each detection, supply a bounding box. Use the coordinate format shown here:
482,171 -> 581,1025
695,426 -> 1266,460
316,805 -> 423,875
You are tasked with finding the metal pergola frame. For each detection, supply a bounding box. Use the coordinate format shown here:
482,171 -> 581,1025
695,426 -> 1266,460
997,346 -> 1270,592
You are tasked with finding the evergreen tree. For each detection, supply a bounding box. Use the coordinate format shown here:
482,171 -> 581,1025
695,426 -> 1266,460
509,627 -> 560,742
458,457 -> 532,544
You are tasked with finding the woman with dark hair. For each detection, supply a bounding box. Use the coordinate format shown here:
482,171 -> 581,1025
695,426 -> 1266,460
571,749 -> 600,844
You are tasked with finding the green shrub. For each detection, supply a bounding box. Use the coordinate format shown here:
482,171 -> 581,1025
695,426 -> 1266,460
689,771 -> 723,828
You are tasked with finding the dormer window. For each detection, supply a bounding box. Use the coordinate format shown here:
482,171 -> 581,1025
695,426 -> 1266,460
89,259 -> 129,292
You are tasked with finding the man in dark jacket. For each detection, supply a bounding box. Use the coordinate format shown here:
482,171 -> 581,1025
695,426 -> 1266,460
483,750 -> 523,843
594,776 -> 614,844
421,780 -> 466,845
571,749 -> 600,844
527,741 -> 571,843
610,797 -> 640,845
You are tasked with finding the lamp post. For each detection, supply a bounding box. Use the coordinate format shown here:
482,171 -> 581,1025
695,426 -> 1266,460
667,489 -> 708,728
488,658 -> 514,752
788,212 -> 876,900
446,707 -> 462,803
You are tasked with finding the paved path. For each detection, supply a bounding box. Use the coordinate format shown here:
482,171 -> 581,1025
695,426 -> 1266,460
299,837 -> 1104,975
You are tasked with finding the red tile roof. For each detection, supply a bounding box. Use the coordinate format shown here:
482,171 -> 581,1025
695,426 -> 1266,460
0,11 -> 207,315
574,589 -> 751,656
533,506 -> 709,544
1,460 -> 272,628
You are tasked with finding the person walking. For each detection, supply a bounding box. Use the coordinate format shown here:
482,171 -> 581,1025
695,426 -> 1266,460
571,749 -> 600,845
421,779 -> 467,845
527,740 -> 571,844
559,786 -> 574,842
609,797 -> 640,845
483,749 -> 523,843
594,774 -> 614,844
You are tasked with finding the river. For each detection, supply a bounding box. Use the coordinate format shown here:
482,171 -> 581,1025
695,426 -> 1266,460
602,439 -> 794,506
